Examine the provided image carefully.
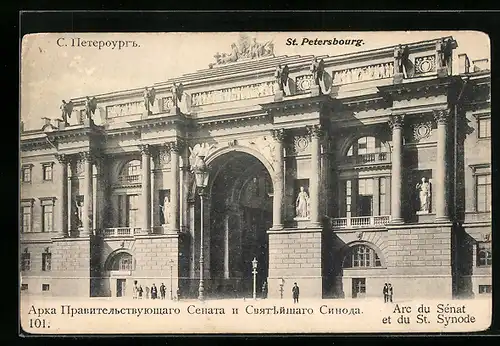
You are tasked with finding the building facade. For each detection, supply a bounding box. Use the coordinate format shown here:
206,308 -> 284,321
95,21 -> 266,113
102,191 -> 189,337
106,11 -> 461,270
20,36 -> 491,300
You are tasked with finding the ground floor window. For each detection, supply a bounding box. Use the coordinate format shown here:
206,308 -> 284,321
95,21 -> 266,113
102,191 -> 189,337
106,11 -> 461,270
477,242 -> 492,267
478,285 -> 492,294
352,278 -> 366,298
344,244 -> 382,268
21,284 -> 28,291
42,284 -> 50,292
107,252 -> 134,271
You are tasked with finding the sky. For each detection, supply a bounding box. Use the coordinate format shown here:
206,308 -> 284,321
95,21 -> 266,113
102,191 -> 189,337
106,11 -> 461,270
20,31 -> 490,131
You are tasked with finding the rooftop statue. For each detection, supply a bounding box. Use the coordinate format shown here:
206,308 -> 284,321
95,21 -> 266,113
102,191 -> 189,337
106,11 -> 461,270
60,100 -> 74,124
213,34 -> 274,66
84,96 -> 98,120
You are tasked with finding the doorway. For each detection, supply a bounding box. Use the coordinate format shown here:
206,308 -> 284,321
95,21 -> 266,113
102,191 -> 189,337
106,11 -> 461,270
116,279 -> 126,297
352,278 -> 366,298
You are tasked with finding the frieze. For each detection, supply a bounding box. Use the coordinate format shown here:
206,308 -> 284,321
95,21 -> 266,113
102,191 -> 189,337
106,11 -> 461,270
106,101 -> 143,119
191,82 -> 275,106
332,62 -> 394,85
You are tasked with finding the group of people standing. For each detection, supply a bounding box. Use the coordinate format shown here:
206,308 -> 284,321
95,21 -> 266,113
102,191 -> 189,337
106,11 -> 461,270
383,283 -> 394,303
133,281 -> 168,300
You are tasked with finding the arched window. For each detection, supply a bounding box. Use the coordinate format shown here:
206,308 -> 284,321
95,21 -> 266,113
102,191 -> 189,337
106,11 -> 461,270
347,136 -> 388,157
119,160 -> 142,183
343,244 -> 382,268
107,252 -> 134,271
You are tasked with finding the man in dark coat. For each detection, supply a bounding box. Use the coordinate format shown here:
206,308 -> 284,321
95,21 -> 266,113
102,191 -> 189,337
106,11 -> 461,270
388,284 -> 394,303
151,283 -> 158,299
383,283 -> 389,303
160,283 -> 166,299
292,282 -> 300,303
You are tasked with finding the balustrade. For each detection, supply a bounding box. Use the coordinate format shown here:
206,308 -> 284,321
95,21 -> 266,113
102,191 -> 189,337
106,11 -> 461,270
330,215 -> 391,229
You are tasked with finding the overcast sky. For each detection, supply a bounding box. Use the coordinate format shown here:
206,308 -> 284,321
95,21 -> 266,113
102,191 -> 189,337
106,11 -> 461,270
20,31 -> 490,131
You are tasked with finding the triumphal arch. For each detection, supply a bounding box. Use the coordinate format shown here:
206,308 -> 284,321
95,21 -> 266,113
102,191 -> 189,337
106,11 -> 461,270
20,35 -> 491,300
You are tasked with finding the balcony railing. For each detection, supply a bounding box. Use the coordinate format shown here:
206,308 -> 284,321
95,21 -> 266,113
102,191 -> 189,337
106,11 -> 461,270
341,152 -> 391,165
330,215 -> 391,229
103,227 -> 142,237
117,175 -> 142,184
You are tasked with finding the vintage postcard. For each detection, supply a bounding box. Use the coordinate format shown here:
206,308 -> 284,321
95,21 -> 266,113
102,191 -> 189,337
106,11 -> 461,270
19,31 -> 491,334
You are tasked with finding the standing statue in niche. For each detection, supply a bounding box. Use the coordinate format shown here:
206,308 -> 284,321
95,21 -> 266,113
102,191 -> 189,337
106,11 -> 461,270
160,195 -> 171,225
295,186 -> 310,218
415,177 -> 431,213
75,198 -> 84,227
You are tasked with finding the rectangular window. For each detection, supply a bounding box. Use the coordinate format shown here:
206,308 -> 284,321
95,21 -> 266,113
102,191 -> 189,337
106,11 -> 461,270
379,177 -> 386,215
127,194 -> 139,228
22,206 -> 32,233
21,252 -> 31,271
345,180 -> 352,215
21,284 -> 28,291
352,278 -> 366,298
476,174 -> 491,212
477,242 -> 492,267
42,284 -> 50,292
22,166 -> 32,183
42,164 -> 53,181
478,117 -> 491,138
42,253 -> 52,271
358,178 -> 373,216
42,205 -> 54,232
479,285 -> 492,294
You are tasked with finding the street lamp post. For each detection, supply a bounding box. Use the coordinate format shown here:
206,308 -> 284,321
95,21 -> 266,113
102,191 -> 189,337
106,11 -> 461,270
169,258 -> 174,300
194,155 -> 210,301
252,257 -> 258,300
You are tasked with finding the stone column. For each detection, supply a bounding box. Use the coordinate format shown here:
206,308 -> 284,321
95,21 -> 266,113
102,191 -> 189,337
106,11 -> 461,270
81,151 -> 92,237
141,145 -> 152,233
307,125 -> 323,227
168,140 -> 180,231
389,115 -> 404,224
56,154 -> 69,237
271,129 -> 285,230
434,109 -> 450,222
223,215 -> 230,279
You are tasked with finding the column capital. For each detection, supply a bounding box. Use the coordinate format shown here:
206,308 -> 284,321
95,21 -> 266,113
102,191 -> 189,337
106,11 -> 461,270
388,114 -> 404,130
55,153 -> 70,164
271,128 -> 286,142
140,144 -> 152,155
433,109 -> 450,125
79,151 -> 93,162
306,124 -> 324,139
166,139 -> 186,153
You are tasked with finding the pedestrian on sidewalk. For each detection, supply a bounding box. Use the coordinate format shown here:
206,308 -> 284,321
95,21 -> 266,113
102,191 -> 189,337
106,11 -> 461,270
388,283 -> 393,303
292,282 -> 300,304
383,283 -> 389,303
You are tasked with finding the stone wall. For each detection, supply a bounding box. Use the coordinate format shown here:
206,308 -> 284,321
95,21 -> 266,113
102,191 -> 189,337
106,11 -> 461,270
267,228 -> 322,298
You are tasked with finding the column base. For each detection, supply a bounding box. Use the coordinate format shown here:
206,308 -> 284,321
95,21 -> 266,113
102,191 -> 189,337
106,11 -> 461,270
393,72 -> 404,84
435,216 -> 451,223
269,224 -> 284,231
274,90 -> 284,101
310,85 -> 320,96
308,221 -> 322,228
436,67 -> 449,78
389,217 -> 404,225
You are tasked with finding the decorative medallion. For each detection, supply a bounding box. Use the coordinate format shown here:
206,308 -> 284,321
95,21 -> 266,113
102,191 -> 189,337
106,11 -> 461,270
415,55 -> 436,75
412,121 -> 433,142
294,136 -> 310,153
159,147 -> 171,167
482,233 -> 491,242
296,75 -> 314,92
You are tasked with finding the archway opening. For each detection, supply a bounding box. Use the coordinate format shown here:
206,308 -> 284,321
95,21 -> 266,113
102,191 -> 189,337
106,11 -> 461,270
207,151 -> 273,298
